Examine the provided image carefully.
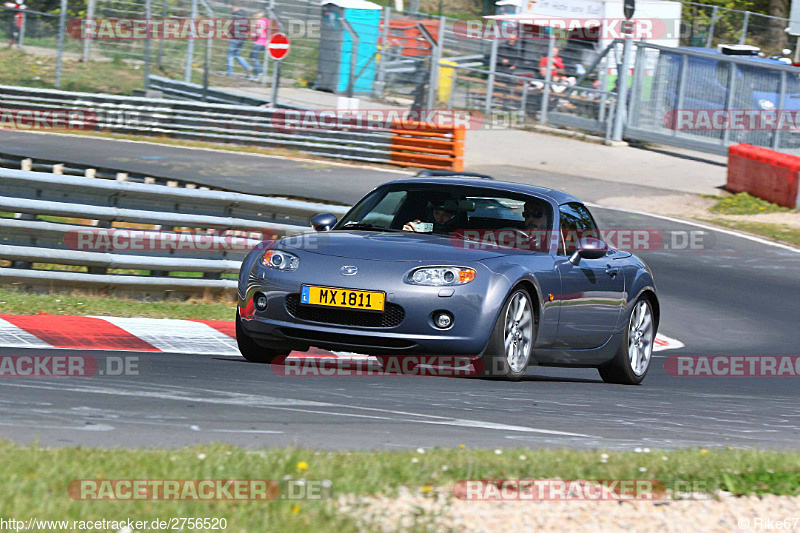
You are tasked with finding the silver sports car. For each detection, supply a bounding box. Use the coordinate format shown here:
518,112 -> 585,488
237,176 -> 659,384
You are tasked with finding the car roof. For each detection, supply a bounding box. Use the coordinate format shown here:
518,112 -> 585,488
385,176 -> 581,205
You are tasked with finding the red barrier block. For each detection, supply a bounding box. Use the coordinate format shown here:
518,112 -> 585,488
727,144 -> 800,209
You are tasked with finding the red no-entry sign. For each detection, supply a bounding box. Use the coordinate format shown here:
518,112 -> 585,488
268,33 -> 290,61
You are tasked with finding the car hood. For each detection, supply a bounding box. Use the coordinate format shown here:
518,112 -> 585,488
281,230 -> 510,262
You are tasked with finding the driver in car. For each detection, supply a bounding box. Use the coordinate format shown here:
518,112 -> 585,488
403,199 -> 459,233
522,201 -> 551,251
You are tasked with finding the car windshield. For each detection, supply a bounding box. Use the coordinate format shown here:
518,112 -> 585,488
335,183 -> 555,251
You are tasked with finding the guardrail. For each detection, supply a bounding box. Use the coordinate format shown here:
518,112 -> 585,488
0,168 -> 350,296
0,85 -> 465,171
146,76 -> 304,109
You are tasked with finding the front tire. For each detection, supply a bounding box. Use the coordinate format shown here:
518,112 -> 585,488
477,288 -> 536,381
598,298 -> 655,385
236,309 -> 289,364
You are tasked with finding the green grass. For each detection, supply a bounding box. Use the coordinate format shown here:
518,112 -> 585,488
706,193 -> 793,215
0,47 -> 148,94
691,193 -> 800,248
698,218 -> 800,247
0,443 -> 798,532
0,288 -> 235,319
0,47 -> 241,95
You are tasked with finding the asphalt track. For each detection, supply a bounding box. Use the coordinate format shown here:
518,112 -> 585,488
1,131 -> 799,450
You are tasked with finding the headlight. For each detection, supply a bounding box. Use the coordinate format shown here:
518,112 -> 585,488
407,267 -> 476,286
261,250 -> 300,271
758,99 -> 776,110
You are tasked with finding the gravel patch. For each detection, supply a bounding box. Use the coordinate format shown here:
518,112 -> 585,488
597,195 -> 800,229
338,486 -> 800,532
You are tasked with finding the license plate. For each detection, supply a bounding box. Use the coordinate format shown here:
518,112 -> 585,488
300,285 -> 385,312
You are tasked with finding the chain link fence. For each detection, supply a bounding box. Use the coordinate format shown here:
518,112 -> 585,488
627,41 -> 800,155
6,0 -> 800,153
0,5 -> 61,50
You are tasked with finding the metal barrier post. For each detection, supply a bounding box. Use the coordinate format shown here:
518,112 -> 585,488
739,11 -> 750,45
271,59 -> 281,105
672,55 -> 688,138
772,71 -> 787,150
627,43 -> 644,129
599,54 -> 609,123
158,0 -> 167,68
520,81 -> 528,121
432,16 -> 445,108
342,19 -> 360,99
611,38 -> 632,141
722,59 -> 736,145
485,38 -> 498,117
198,0 -> 215,101
540,34 -> 555,125
605,97 -> 616,143
416,22 -> 438,109
83,0 -> 96,62
18,9 -> 23,46
706,5 -> 718,49
144,0 -> 151,90
374,6 -> 391,98
55,0 -> 66,88
184,0 -> 198,83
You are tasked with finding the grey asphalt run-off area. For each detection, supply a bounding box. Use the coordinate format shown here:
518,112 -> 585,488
0,131 -> 798,450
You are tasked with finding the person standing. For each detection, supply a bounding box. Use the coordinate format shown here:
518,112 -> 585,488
538,46 -> 565,79
248,11 -> 270,81
226,4 -> 251,76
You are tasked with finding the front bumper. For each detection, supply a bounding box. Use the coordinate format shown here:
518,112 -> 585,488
239,258 -> 506,356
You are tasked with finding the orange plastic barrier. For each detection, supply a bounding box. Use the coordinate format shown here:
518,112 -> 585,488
389,122 -> 464,171
727,144 -> 800,209
380,17 -> 440,57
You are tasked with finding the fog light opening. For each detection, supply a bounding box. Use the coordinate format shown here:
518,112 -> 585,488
254,293 -> 268,311
433,311 -> 453,329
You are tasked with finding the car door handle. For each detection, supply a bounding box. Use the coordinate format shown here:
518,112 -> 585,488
605,266 -> 619,277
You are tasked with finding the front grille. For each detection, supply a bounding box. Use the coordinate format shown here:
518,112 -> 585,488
285,294 -> 405,328
277,328 -> 417,350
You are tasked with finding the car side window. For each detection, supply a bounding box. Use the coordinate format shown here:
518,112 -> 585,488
559,203 -> 600,255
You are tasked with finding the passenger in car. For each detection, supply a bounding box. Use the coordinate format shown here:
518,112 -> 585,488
403,199 -> 459,233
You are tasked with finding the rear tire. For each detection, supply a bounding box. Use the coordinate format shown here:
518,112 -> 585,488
477,288 -> 536,381
598,298 -> 655,385
236,309 -> 289,364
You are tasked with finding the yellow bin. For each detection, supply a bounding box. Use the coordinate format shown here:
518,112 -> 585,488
438,60 -> 457,104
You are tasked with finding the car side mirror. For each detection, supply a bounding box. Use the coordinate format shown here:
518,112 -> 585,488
311,213 -> 337,232
569,237 -> 608,265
